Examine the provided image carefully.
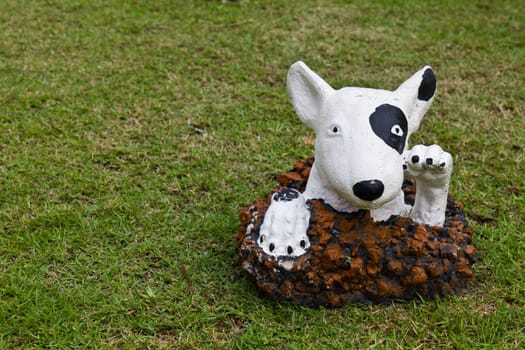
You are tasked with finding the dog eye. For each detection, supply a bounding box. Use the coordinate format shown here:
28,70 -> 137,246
329,125 -> 341,134
390,124 -> 404,137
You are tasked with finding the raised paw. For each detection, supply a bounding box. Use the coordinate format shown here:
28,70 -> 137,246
404,144 -> 453,226
258,188 -> 311,258
404,144 -> 453,186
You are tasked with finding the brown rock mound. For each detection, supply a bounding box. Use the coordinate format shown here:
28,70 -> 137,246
236,158 -> 478,307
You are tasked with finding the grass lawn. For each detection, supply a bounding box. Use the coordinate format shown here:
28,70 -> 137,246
0,0 -> 523,348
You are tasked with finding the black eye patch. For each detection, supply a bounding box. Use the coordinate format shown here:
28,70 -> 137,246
369,104 -> 408,154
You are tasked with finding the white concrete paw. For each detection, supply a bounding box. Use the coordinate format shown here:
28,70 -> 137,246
258,188 -> 311,257
404,144 -> 453,186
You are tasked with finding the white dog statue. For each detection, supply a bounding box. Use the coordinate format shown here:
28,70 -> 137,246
258,61 -> 453,258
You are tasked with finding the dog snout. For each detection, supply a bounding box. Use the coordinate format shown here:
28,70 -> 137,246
352,180 -> 384,201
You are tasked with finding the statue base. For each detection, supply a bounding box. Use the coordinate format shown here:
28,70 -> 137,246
236,158 -> 478,307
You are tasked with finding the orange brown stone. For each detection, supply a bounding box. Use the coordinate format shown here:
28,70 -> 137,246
236,158 -> 478,307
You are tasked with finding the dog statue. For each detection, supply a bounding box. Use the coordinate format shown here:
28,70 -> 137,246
258,61 -> 453,258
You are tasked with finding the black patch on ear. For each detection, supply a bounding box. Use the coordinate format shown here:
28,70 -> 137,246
418,68 -> 436,101
369,104 -> 408,154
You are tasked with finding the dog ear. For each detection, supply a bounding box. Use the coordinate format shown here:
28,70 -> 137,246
391,66 -> 436,135
287,61 -> 334,130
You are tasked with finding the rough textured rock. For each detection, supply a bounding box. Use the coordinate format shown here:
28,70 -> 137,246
236,158 -> 478,307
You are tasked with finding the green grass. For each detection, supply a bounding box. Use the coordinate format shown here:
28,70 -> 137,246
0,0 -> 523,348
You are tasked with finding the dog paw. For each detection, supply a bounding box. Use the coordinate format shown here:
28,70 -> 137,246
258,188 -> 311,257
404,144 -> 453,186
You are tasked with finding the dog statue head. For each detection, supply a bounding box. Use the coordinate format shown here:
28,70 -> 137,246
287,61 -> 436,209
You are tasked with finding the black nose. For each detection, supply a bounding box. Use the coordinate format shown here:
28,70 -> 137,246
353,180 -> 384,201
